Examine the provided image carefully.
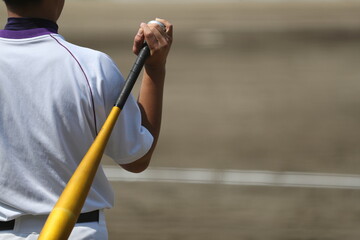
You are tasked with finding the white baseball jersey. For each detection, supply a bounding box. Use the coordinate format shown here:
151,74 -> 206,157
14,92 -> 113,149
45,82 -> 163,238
0,22 -> 153,221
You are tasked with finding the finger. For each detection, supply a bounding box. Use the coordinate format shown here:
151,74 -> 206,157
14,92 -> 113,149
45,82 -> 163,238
140,22 -> 159,49
155,18 -> 173,38
144,21 -> 169,47
146,21 -> 167,41
153,18 -> 173,47
132,27 -> 144,55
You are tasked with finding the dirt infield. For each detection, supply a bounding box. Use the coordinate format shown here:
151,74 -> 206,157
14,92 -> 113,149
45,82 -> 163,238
1,1 -> 360,239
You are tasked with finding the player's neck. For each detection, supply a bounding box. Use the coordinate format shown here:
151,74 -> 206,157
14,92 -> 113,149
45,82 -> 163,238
6,0 -> 64,23
7,10 -> 57,23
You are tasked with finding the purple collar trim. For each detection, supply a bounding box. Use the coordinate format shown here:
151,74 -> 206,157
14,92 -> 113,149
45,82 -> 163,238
0,18 -> 58,39
0,28 -> 56,39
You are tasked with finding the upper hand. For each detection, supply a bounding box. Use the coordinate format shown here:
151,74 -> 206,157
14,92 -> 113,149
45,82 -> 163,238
132,18 -> 173,69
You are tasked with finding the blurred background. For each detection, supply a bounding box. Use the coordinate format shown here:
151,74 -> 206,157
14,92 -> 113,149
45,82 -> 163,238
2,0 -> 360,239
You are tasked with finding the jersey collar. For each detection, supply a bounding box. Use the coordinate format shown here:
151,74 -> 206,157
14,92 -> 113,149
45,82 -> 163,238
0,18 -> 58,39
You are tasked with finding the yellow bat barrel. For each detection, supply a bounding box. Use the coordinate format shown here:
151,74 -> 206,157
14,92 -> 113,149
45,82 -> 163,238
38,106 -> 121,240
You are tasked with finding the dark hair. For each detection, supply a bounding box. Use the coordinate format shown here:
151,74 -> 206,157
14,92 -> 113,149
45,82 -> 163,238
3,0 -> 42,7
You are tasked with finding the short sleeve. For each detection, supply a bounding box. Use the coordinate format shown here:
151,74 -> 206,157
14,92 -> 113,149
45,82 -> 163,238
90,53 -> 154,164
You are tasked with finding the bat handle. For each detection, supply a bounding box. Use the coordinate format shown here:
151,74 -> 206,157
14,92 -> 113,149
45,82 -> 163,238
116,18 -> 166,109
115,43 -> 150,109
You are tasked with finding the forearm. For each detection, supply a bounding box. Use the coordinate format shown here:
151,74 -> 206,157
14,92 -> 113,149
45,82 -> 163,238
138,65 -> 166,143
119,65 -> 165,173
120,18 -> 172,173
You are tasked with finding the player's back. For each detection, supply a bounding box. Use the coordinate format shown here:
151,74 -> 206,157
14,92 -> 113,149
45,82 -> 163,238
0,30 -> 115,219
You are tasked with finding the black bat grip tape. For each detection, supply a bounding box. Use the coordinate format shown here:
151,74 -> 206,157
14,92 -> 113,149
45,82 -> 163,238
115,43 -> 150,109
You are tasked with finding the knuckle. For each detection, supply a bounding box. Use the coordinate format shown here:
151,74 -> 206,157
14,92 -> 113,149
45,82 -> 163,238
166,36 -> 173,45
134,34 -> 142,42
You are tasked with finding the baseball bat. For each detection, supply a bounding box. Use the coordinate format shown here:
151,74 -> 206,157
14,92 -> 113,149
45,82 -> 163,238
38,20 -> 165,240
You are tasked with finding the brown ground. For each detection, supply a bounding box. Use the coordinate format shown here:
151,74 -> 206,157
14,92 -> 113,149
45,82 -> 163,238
1,1 -> 360,239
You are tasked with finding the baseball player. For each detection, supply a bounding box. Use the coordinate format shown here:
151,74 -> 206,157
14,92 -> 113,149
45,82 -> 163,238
0,0 -> 173,239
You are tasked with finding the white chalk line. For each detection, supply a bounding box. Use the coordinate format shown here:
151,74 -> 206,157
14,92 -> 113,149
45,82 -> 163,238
103,165 -> 360,189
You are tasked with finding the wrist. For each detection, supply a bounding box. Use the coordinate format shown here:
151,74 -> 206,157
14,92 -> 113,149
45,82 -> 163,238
144,63 -> 166,80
